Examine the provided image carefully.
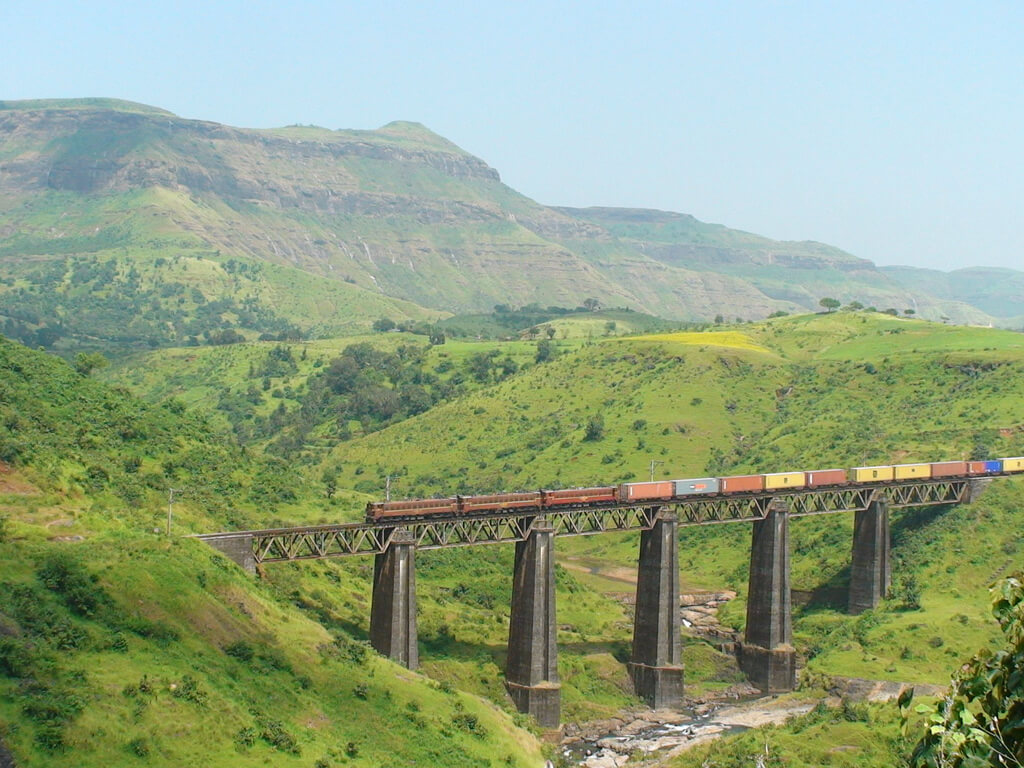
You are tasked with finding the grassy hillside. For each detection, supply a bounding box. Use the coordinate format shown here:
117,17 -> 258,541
0,336 -> 545,766
6,312 -> 1024,764
306,313 -> 1024,690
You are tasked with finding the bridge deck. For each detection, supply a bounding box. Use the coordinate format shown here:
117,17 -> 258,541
196,478 -> 979,566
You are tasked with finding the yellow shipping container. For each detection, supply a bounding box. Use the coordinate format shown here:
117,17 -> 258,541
1003,457 -> 1024,472
893,463 -> 931,480
764,472 -> 806,490
852,466 -> 895,482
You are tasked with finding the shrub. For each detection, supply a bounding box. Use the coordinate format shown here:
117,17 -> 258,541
223,640 -> 255,662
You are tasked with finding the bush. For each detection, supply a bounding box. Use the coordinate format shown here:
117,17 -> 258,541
223,640 -> 255,662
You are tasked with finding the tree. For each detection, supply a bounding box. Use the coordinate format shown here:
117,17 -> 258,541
583,414 -> 605,441
819,297 -> 841,313
604,320 -> 617,336
73,352 -> 109,377
582,298 -> 600,312
905,308 -> 916,316
372,317 -> 396,332
906,574 -> 1024,767
535,339 -> 556,363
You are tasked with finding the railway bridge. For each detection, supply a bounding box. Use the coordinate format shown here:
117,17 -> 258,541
198,477 -> 989,728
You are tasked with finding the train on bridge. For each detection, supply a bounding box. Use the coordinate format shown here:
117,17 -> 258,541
366,457 -> 1024,522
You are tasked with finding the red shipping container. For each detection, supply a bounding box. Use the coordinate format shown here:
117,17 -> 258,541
806,469 -> 848,487
720,475 -> 765,494
930,461 -> 968,478
618,481 -> 675,501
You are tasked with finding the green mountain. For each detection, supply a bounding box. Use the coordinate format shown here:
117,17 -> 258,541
1,98 -> 1014,353
558,206 -> 1002,325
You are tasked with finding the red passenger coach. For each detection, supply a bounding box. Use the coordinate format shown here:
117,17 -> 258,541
541,487 -> 617,506
459,492 -> 542,513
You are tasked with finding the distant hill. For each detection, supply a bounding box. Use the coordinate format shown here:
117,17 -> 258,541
881,265 -> 1024,325
0,98 -> 1017,352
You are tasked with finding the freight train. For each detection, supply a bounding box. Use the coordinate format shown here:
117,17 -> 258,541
365,458 -> 1024,522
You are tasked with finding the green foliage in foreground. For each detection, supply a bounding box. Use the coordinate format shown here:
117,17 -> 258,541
907,574 -> 1024,767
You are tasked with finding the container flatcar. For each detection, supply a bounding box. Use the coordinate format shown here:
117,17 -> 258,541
852,466 -> 895,482
720,475 -> 765,493
672,477 -> 720,496
618,481 -> 675,501
1002,457 -> 1024,473
930,461 -> 968,478
893,463 -> 931,480
967,460 -> 1003,474
542,487 -> 617,506
806,469 -> 848,487
764,471 -> 806,490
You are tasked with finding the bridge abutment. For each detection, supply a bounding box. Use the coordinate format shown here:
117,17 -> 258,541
205,534 -> 256,573
369,530 -> 418,669
849,499 -> 891,614
629,512 -> 684,709
506,522 -> 560,729
737,500 -> 796,692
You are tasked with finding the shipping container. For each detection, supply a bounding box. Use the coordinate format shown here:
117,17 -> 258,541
764,472 -> 806,490
720,475 -> 765,493
966,460 -> 1003,474
1002,457 -> 1024,473
460,492 -> 542,513
930,461 -> 968,478
542,487 -> 617,506
367,497 -> 459,521
894,463 -> 931,480
672,477 -> 721,496
618,481 -> 675,501
806,469 -> 848,487
852,466 -> 895,483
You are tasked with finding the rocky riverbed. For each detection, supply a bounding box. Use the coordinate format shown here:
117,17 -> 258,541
561,691 -> 818,767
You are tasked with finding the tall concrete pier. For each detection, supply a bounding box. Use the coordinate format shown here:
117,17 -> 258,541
738,499 -> 796,692
848,499 -> 891,614
506,522 -> 560,729
369,530 -> 418,669
629,513 -> 684,709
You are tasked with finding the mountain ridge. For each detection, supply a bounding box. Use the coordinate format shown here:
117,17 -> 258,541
0,100 -> 1018,338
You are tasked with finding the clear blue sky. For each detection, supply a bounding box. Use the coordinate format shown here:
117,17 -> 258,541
3,0 -> 1022,271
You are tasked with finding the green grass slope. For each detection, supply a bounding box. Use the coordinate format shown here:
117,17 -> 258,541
0,336 -> 544,766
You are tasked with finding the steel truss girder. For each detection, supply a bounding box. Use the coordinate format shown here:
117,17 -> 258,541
198,479 -> 971,566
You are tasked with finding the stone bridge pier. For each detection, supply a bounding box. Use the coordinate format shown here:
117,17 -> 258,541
737,499 -> 796,692
506,521 -> 560,728
369,530 -> 419,669
629,512 -> 684,708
